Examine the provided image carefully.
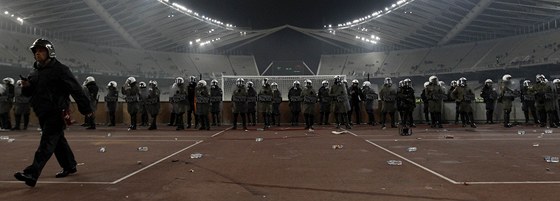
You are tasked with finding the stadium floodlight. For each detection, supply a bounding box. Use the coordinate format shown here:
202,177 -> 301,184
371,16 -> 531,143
4,11 -> 8,15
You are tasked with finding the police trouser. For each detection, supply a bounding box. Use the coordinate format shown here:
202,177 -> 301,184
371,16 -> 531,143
176,112 -> 185,129
14,113 -> 30,129
211,112 -> 220,126
168,112 -> 176,126
381,111 -> 395,126
232,112 -> 247,129
108,110 -> 116,126
304,113 -> 314,128
24,113 -> 76,179
187,109 -> 198,127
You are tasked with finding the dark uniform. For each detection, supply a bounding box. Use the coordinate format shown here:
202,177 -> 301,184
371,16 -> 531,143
15,38 -> 92,187
122,78 -> 140,130
481,80 -> 497,124
398,79 -> 416,127
288,81 -> 303,126
301,80 -> 317,129
210,80 -> 223,126
0,78 -> 14,130
232,78 -> 248,130
84,78 -> 98,129
420,82 -> 430,124
426,76 -> 444,128
448,81 -> 459,124
534,75 -> 557,127
195,80 -> 210,130
104,81 -> 118,127
379,78 -> 397,128
318,81 -> 331,125
348,80 -> 363,124
171,78 -> 189,130
258,79 -> 273,129
271,83 -> 282,126
451,78 -> 476,128
187,76 -> 198,128
362,81 -> 378,126
138,82 -> 149,127
146,80 -> 160,130
13,80 -> 30,130
499,75 -> 516,128
247,82 -> 257,126
330,76 -> 351,129
520,80 -> 538,124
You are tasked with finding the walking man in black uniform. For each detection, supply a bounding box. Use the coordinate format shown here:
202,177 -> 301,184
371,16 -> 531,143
318,80 -> 331,125
210,79 -> 223,126
187,76 -> 198,128
14,38 -> 93,187
105,81 -> 118,127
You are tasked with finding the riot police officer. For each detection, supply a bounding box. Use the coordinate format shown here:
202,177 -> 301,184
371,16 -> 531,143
420,82 -> 430,124
481,79 -> 497,124
186,76 -> 198,128
398,78 -> 416,127
232,78 -> 248,130
448,80 -> 459,124
210,79 -> 223,126
499,74 -> 516,128
271,82 -> 282,126
83,76 -> 98,129
330,76 -> 351,129
452,77 -> 476,128
302,79 -> 317,130
105,81 -> 118,127
318,80 -> 331,125
348,79 -> 363,125
122,77 -> 140,130
138,81 -> 149,127
520,80 -> 538,124
362,81 -> 378,126
288,80 -> 303,126
195,80 -> 210,130
246,81 -> 257,126
171,77 -> 189,130
0,77 -> 14,130
12,80 -> 30,130
258,78 -> 273,129
380,77 -> 397,128
146,80 -> 160,130
426,76 -> 444,128
534,74 -> 557,127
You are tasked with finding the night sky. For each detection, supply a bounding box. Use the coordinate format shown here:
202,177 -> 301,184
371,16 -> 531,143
178,0 -> 395,74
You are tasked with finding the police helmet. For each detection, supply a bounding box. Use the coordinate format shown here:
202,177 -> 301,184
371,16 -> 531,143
30,38 -> 56,58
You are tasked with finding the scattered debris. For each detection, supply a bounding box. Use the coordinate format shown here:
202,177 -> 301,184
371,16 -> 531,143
0,136 -> 8,140
189,169 -> 195,173
7,138 -> 15,143
255,137 -> 264,142
171,159 -> 179,162
137,147 -> 149,152
77,163 -> 85,166
387,160 -> 403,166
416,138 -> 422,140
544,156 -> 559,163
407,147 -> 417,152
517,130 -> 526,135
107,133 -> 112,137
545,129 -> 553,134
136,161 -> 142,165
331,130 -> 349,135
98,147 -> 106,153
256,128 -> 264,131
174,138 -> 178,141
546,168 -> 551,171
533,143 -> 540,147
190,153 -> 203,159
332,145 -> 344,149
444,135 -> 454,139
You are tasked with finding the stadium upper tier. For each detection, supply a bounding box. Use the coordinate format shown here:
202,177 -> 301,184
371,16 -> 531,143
318,30 -> 560,77
0,30 -> 259,78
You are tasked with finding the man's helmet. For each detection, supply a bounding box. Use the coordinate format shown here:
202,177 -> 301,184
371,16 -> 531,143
293,80 -> 300,87
403,78 -> 411,87
553,79 -> 560,85
429,75 -> 438,84
502,74 -> 512,81
485,79 -> 493,84
384,77 -> 392,85
107,81 -> 117,88
363,81 -> 371,87
127,76 -> 136,84
139,82 -> 146,88
236,78 -> 245,86
398,80 -> 404,87
85,76 -> 95,84
189,76 -> 197,83
271,82 -> 278,90
438,81 -> 445,86
450,80 -> 458,87
211,79 -> 218,86
536,74 -> 545,83
352,79 -> 359,86
3,77 -> 14,85
304,79 -> 312,87
247,81 -> 254,87
262,78 -> 269,87
149,80 -> 158,87
321,80 -> 328,87
459,77 -> 467,86
424,81 -> 430,88
334,76 -> 341,84
523,80 -> 531,87
16,80 -> 22,87
198,80 -> 207,87
175,77 -> 184,84
30,38 -> 56,58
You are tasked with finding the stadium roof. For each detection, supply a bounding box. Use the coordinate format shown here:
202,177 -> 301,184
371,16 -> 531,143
1,0 -> 559,52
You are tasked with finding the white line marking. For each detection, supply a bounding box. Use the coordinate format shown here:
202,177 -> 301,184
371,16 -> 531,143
111,140 -> 204,184
464,181 -> 560,185
0,181 -> 114,185
211,127 -> 231,137
364,140 -> 460,184
10,139 -> 200,142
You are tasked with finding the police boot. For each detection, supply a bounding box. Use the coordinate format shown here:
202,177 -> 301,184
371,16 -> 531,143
12,114 -> 21,130
232,114 -> 238,130
469,112 -> 477,128
168,113 -> 176,126
304,114 -> 310,129
504,112 -> 512,128
241,113 -> 248,130
23,114 -> 29,130
343,114 -> 352,129
86,116 -> 96,130
149,115 -> 157,130
130,114 -> 137,130
211,113 -> 217,126
390,112 -> 397,128
176,115 -> 184,130
309,115 -> 315,130
324,112 -> 330,125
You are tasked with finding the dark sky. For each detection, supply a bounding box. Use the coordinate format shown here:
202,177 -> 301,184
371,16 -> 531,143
179,0 -> 393,29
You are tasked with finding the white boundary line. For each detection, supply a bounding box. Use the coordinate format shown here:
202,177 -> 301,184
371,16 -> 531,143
111,140 -> 204,184
364,139 -> 461,185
